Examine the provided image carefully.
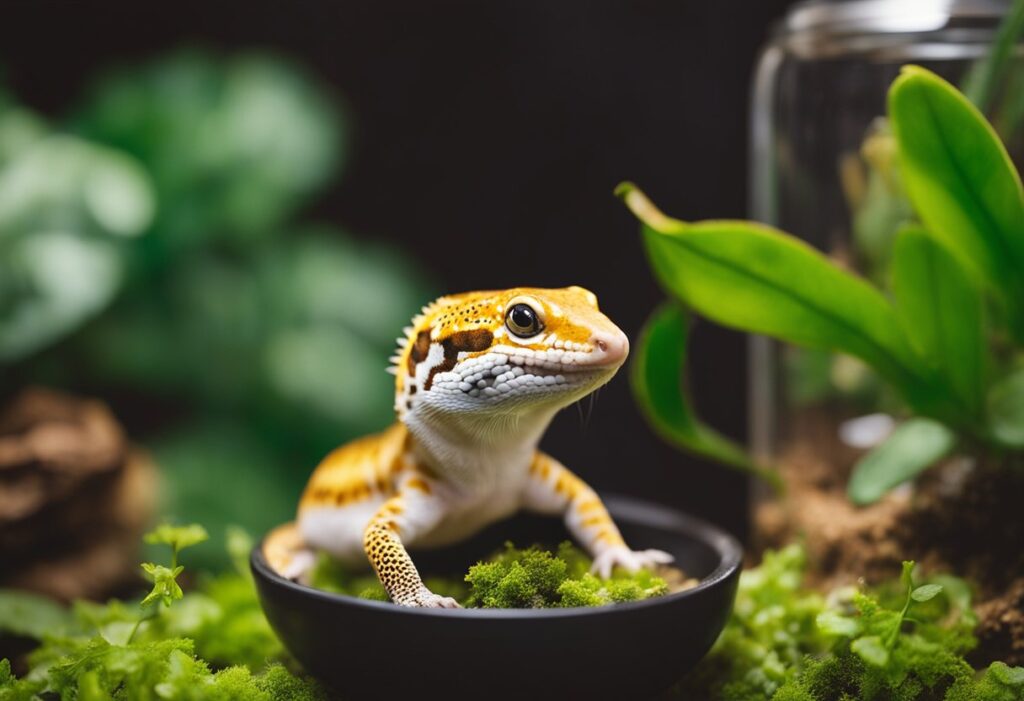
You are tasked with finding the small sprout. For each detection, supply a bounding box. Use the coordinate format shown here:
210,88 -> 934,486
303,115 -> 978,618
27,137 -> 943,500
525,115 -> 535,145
900,560 -> 915,591
144,524 -> 209,552
140,563 -> 184,608
143,523 -> 209,573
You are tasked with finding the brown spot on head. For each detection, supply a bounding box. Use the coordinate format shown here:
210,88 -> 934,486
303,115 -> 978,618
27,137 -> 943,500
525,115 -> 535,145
407,329 -> 432,377
444,329 -> 493,354
423,329 -> 495,390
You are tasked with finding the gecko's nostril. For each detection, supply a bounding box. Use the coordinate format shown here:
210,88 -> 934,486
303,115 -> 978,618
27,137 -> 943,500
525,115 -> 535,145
588,330 -> 629,365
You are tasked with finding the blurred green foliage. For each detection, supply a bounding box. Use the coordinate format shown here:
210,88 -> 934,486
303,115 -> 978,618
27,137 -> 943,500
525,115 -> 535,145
0,51 -> 435,569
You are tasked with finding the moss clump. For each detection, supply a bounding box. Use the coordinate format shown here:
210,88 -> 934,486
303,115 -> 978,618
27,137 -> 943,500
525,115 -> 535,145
465,541 -> 669,608
310,541 -> 671,609
674,545 -> 1024,701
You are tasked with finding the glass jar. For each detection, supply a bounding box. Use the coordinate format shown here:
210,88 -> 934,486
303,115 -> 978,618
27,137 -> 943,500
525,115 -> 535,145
747,0 -> 1021,504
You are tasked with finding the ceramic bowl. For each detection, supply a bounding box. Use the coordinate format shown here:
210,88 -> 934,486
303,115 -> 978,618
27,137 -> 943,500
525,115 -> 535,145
251,494 -> 741,700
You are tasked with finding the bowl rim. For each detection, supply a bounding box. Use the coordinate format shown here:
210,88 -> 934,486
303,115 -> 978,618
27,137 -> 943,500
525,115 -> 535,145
250,492 -> 743,620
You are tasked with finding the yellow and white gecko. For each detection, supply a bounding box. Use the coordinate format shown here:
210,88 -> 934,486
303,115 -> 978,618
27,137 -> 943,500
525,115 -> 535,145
264,286 -> 672,607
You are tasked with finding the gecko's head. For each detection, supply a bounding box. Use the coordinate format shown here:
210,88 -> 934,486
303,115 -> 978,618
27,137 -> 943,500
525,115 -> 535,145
391,286 -> 628,424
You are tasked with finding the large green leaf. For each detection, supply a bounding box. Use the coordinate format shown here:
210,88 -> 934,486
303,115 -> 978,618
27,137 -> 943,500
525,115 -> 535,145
847,418 -> 957,505
617,183 -> 937,413
988,368 -> 1024,448
0,132 -> 155,361
631,303 -> 781,488
0,232 -> 123,361
0,589 -> 72,640
889,66 -> 1024,339
890,227 -> 986,422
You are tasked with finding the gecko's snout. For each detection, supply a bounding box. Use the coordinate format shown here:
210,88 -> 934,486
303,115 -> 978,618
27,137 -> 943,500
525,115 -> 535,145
588,329 -> 629,367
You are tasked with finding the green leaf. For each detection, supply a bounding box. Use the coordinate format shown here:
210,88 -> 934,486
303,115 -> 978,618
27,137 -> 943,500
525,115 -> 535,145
851,635 -> 890,668
141,563 -> 185,608
889,65 -> 1024,340
987,368 -> 1024,448
891,227 -> 986,421
144,524 -> 210,552
0,589 -> 72,639
617,183 -> 936,413
816,610 -> 862,638
848,419 -> 957,505
911,584 -> 943,602
0,232 -> 124,362
631,302 -> 781,488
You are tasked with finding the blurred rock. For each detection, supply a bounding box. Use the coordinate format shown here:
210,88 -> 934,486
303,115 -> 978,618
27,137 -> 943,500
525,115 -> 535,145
0,387 -> 156,601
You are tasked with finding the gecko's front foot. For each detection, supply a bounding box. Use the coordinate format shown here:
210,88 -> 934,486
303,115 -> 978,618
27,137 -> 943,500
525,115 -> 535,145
396,587 -> 462,609
280,550 -> 316,583
591,546 -> 674,579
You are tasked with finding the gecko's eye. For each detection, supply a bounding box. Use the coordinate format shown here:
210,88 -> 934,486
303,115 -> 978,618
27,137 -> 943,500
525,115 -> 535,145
506,303 -> 543,338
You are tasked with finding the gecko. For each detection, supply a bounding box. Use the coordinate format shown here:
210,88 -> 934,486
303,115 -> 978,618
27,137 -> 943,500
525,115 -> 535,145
263,286 -> 672,607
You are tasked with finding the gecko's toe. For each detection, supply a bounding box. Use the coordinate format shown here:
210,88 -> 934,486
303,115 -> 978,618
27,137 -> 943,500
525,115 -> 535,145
590,546 -> 674,578
640,548 -> 675,566
401,588 -> 463,609
280,550 -> 316,583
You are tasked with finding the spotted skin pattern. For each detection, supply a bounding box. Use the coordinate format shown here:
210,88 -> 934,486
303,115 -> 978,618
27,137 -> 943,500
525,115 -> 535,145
264,286 -> 673,606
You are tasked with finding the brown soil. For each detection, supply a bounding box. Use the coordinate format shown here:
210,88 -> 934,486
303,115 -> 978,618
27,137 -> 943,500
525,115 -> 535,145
658,564 -> 699,595
0,387 -> 157,601
755,407 -> 1024,666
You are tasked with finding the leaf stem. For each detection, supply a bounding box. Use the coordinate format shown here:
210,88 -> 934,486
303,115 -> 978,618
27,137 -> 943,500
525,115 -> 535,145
962,0 -> 1024,114
126,608 -> 156,645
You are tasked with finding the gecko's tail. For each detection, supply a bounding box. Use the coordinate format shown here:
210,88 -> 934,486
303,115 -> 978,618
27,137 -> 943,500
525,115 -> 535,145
263,521 -> 316,583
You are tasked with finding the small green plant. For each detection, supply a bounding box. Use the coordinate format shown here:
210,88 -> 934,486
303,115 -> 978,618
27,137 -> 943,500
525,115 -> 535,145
676,546 -> 1024,701
622,65 -> 1024,504
130,524 -> 210,643
0,524 -> 326,699
309,541 -> 671,608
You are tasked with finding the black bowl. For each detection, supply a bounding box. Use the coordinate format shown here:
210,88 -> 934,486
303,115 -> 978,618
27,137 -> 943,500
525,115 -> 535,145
251,494 -> 741,700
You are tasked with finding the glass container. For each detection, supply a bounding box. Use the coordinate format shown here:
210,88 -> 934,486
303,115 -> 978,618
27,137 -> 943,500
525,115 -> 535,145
748,0 -> 1022,507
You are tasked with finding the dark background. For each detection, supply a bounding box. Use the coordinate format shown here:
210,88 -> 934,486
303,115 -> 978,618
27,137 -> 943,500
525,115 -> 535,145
0,0 -> 797,540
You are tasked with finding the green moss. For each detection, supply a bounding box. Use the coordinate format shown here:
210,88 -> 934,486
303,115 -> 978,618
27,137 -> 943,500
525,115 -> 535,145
310,541 -> 670,609
0,527 -> 328,701
675,545 -> 1024,701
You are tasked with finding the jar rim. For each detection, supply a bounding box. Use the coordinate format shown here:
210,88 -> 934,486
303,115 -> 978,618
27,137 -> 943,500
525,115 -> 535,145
781,0 -> 1011,37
